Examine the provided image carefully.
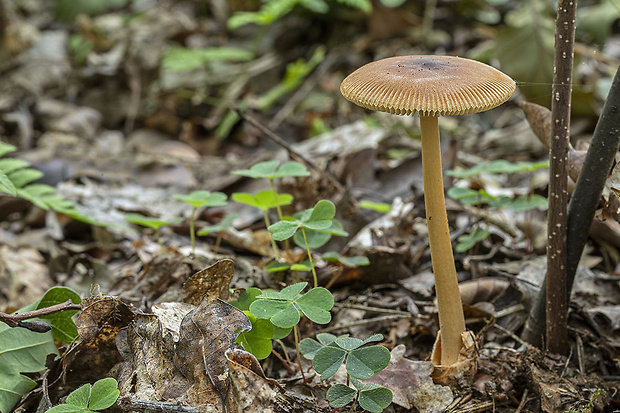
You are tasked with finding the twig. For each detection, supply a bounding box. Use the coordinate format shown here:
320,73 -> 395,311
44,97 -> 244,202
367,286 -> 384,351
235,108 -> 344,192
514,388 -> 529,413
0,299 -> 81,331
336,303 -> 412,316
545,0 -> 577,355
118,397 -> 204,413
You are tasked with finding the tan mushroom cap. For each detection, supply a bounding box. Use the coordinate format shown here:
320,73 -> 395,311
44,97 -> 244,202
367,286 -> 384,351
340,55 -> 516,117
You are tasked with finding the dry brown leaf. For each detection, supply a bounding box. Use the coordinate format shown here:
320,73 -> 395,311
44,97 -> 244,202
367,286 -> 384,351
181,258 -> 234,305
114,298 -> 251,411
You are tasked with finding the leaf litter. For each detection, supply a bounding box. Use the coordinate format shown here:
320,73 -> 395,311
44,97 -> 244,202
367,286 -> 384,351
0,0 -> 619,412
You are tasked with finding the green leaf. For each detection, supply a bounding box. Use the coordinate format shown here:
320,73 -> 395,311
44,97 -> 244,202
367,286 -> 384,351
277,282 -> 308,300
36,286 -> 81,343
335,336 -> 364,351
268,220 -> 301,241
358,386 -> 393,413
299,338 -> 323,360
229,288 -> 262,311
304,200 -> 335,230
173,190 -> 228,208
326,384 -> 356,408
359,200 -> 391,213
296,287 -> 333,324
317,332 -> 337,346
162,46 -> 254,72
0,170 -> 16,196
65,383 -> 90,408
290,263 -> 311,271
88,378 -> 120,410
274,161 -> 310,178
294,228 -> 331,249
272,325 -> 292,340
362,333 -> 384,345
8,168 -> 44,188
236,312 -> 274,359
233,160 -> 309,179
232,190 -> 293,211
313,345 -> 347,380
502,195 -> 548,211
249,300 -> 300,329
0,158 -> 30,175
197,213 -> 239,236
125,213 -> 182,230
265,260 -> 292,273
232,161 -> 279,179
0,142 -> 17,157
0,327 -> 58,413
456,228 -> 490,253
322,252 -> 369,267
346,346 -> 391,380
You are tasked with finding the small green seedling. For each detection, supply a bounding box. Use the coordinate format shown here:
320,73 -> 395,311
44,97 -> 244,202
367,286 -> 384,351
0,142 -> 105,226
45,378 -> 120,413
300,333 -> 392,412
232,190 -> 294,258
125,213 -> 183,252
233,160 -> 309,220
173,190 -> 228,254
197,213 -> 239,253
455,227 -> 490,253
230,288 -> 292,359
250,282 -> 334,379
268,199 -> 337,287
328,379 -> 393,413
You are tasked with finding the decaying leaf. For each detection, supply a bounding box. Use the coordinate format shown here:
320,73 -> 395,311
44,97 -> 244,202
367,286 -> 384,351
114,298 -> 252,411
181,258 -> 234,305
366,345 -> 453,413
519,101 -> 587,181
65,296 -> 137,384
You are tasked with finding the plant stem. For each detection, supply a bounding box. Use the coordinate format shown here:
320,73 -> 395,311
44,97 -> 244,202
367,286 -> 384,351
155,229 -> 165,255
348,396 -> 358,413
293,325 -> 306,383
545,0 -> 576,355
190,207 -> 197,255
420,115 -> 465,367
214,233 -> 222,254
270,178 -> 290,251
301,227 -> 318,288
263,210 -> 280,259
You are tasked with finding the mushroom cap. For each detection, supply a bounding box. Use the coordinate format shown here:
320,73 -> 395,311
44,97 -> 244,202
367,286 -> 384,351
340,55 -> 516,117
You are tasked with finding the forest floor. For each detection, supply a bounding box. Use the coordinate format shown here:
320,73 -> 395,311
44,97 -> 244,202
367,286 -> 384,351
1,0 -> 619,412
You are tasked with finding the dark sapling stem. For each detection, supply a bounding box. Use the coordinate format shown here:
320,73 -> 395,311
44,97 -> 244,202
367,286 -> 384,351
545,0 -> 576,355
523,64 -> 620,347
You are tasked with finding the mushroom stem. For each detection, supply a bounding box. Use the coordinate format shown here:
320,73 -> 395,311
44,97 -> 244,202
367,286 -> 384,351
419,115 -> 466,366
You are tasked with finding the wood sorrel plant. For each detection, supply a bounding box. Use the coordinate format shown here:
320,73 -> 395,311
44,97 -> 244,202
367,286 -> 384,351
268,199 -> 338,287
173,190 -> 228,254
232,190 -> 294,259
299,333 -> 393,413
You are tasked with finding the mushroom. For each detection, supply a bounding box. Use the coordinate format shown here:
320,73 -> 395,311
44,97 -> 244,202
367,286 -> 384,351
340,55 -> 515,373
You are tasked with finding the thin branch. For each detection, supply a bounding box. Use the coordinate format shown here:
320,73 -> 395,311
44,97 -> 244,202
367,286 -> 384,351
118,397 -> 203,413
235,108 -> 345,192
0,299 -> 81,331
